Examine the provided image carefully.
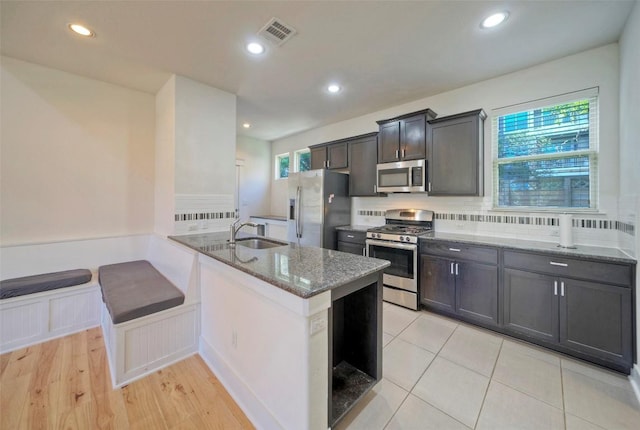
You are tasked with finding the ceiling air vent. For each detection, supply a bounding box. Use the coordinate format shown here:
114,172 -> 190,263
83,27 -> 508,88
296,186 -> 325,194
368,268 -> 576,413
258,17 -> 297,46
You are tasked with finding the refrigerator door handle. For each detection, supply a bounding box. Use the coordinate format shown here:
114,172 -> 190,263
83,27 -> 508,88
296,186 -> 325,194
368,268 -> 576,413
295,186 -> 302,238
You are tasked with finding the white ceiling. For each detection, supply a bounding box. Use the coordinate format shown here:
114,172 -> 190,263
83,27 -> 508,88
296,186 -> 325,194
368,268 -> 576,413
1,1 -> 634,141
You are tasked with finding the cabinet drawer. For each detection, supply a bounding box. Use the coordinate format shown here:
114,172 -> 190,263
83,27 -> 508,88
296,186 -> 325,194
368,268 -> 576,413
337,230 -> 366,245
421,241 -> 498,265
503,250 -> 632,286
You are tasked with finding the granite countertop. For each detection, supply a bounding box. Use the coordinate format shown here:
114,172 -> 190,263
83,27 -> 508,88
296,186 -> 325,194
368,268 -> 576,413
169,232 -> 390,298
336,225 -> 376,232
420,232 -> 636,264
250,215 -> 287,222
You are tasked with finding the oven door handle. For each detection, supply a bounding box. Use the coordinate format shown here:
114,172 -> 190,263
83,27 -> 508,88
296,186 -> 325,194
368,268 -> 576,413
366,239 -> 418,251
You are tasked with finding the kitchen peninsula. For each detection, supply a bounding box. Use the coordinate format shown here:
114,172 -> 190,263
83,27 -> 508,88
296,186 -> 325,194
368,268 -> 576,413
170,232 -> 390,430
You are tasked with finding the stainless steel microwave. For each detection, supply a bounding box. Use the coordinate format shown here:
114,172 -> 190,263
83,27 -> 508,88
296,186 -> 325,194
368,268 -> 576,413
376,159 -> 426,193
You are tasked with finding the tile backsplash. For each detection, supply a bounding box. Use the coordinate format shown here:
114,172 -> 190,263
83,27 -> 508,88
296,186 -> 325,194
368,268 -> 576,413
174,194 -> 236,234
352,195 -> 635,250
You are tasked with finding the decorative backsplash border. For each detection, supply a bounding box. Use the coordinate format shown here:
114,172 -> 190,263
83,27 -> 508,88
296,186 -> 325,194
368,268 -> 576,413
174,212 -> 236,222
357,210 -> 635,236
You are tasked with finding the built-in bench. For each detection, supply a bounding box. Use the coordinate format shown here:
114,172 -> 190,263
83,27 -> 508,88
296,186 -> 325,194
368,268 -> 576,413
99,260 -> 184,324
0,269 -> 93,299
0,234 -> 201,388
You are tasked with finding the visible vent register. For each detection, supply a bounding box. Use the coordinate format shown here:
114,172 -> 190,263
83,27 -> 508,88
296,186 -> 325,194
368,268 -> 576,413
258,17 -> 297,46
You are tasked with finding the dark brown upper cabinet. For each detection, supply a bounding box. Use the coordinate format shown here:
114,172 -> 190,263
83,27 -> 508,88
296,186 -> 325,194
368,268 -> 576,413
309,141 -> 348,170
427,109 -> 486,196
376,109 -> 437,163
348,133 -> 379,196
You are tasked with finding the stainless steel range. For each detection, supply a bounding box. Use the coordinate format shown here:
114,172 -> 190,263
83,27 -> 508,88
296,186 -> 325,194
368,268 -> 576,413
366,209 -> 434,310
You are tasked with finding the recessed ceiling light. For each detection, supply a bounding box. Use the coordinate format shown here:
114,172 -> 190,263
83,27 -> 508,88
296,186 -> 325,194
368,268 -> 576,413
480,12 -> 509,29
246,42 -> 265,55
327,84 -> 341,93
242,122 -> 251,129
68,23 -> 95,37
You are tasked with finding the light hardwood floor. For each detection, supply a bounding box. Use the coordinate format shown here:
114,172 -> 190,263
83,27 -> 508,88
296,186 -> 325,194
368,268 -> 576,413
0,327 -> 254,429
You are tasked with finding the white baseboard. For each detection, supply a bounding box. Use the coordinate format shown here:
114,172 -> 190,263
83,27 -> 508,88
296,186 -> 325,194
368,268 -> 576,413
198,336 -> 282,430
630,364 -> 640,406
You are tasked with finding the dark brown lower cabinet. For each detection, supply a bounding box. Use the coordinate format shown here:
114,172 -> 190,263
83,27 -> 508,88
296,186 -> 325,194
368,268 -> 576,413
420,254 -> 498,327
504,267 -> 633,371
420,255 -> 455,313
336,229 -> 366,255
419,242 -> 635,374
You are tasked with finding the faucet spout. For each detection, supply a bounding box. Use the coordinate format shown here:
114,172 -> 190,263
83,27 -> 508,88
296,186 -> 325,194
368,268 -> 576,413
229,220 -> 261,245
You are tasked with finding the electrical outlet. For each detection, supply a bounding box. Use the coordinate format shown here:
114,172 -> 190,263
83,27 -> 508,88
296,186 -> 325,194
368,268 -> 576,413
550,229 -> 559,237
188,223 -> 198,231
232,329 -> 238,349
310,316 -> 327,335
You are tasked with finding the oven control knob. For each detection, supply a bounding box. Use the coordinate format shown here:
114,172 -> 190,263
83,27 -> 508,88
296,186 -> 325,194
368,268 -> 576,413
377,233 -> 381,239
400,236 -> 405,242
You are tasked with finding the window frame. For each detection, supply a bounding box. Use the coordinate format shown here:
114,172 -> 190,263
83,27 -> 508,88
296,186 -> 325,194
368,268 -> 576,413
294,148 -> 311,173
492,88 -> 599,212
275,152 -> 290,180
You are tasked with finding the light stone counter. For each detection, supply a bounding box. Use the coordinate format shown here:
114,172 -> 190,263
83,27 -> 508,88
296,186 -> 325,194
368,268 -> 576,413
169,231 -> 390,298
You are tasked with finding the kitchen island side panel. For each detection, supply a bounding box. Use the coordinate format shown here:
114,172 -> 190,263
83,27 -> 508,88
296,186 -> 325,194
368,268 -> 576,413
199,255 -> 331,430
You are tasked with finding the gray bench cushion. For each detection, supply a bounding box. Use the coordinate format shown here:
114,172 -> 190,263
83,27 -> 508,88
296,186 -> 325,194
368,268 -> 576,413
0,269 -> 93,299
98,260 -> 184,324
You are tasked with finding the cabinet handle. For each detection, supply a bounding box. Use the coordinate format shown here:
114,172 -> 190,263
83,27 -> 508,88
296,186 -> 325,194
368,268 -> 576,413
554,281 -> 558,296
549,261 -> 568,267
347,235 -> 354,238
362,247 -> 366,256
402,149 -> 406,158
561,281 -> 565,297
448,248 -> 461,252
455,263 -> 459,276
327,159 -> 330,168
428,182 -> 432,192
450,262 -> 454,275
374,184 -> 377,193
395,149 -> 399,159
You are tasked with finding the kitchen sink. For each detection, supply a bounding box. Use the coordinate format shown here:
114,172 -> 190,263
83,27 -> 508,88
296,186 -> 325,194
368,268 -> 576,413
234,237 -> 289,249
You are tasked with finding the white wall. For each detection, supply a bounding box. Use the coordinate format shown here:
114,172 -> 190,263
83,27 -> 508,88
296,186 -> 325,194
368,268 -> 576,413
618,0 -> 640,375
271,44 -> 621,246
0,56 -> 155,246
174,76 -> 236,196
154,75 -> 238,235
154,76 -> 177,235
236,136 -> 271,221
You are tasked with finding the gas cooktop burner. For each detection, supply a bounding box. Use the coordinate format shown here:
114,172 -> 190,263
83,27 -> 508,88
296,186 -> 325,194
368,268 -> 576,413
366,208 -> 435,244
369,225 -> 432,235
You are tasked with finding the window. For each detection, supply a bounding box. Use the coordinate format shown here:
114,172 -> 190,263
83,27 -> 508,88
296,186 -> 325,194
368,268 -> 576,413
275,153 -> 290,179
493,89 -> 598,210
294,149 -> 311,172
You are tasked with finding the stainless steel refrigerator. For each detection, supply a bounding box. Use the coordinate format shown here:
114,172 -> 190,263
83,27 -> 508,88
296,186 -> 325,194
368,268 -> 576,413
287,169 -> 351,249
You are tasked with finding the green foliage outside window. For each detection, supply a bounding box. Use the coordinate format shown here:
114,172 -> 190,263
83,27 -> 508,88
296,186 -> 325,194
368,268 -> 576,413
298,152 -> 310,172
277,154 -> 289,179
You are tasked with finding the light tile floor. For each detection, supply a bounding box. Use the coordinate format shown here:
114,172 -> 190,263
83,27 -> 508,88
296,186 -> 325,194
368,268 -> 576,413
336,303 -> 640,430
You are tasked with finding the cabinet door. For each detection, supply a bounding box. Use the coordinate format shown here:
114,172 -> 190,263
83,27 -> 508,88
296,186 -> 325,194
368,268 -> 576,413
337,241 -> 365,256
327,142 -> 348,170
400,114 -> 427,160
503,268 -> 558,343
310,147 -> 327,170
456,261 -> 499,327
559,278 -> 632,365
349,135 -> 378,196
420,255 -> 455,313
378,121 -> 400,163
429,114 -> 481,196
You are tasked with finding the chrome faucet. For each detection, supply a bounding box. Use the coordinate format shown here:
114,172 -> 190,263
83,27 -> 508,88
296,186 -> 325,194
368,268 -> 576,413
229,219 -> 263,245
